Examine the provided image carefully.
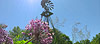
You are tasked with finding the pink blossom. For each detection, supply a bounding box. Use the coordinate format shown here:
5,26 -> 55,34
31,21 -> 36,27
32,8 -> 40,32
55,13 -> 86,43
47,33 -> 51,36
22,19 -> 53,44
28,33 -> 32,36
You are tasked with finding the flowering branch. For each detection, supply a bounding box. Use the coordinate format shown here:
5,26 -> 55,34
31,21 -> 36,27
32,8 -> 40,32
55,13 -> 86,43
22,19 -> 53,44
25,35 -> 35,44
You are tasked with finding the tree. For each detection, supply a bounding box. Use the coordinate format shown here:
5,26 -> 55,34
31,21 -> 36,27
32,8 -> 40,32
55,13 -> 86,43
52,28 -> 72,44
9,26 -> 28,42
74,39 -> 90,44
91,33 -> 100,44
74,41 -> 80,44
80,39 -> 90,44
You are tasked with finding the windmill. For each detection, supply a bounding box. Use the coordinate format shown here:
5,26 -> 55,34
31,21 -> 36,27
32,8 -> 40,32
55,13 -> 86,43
41,0 -> 54,25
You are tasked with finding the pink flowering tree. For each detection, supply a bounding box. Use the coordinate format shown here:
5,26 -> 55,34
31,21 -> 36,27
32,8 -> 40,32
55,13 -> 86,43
22,19 -> 53,44
0,24 -> 13,44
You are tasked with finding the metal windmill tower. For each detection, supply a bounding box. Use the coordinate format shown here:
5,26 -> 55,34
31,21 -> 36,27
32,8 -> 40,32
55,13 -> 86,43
41,0 -> 54,25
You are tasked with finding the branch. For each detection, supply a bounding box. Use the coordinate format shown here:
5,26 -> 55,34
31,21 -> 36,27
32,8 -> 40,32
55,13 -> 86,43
24,35 -> 35,44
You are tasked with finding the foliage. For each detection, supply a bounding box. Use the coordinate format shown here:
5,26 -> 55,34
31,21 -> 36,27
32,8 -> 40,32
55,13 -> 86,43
74,33 -> 100,44
79,39 -> 90,44
91,33 -> 100,44
52,28 -> 72,44
1,24 -> 100,44
9,26 -> 29,42
14,40 -> 32,44
74,41 -> 80,44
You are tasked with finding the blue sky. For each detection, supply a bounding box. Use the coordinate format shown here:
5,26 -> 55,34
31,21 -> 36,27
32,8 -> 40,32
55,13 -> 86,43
0,0 -> 100,41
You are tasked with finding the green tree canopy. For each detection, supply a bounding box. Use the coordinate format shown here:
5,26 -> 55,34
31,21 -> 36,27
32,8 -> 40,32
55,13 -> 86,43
91,33 -> 100,44
52,28 -> 72,44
